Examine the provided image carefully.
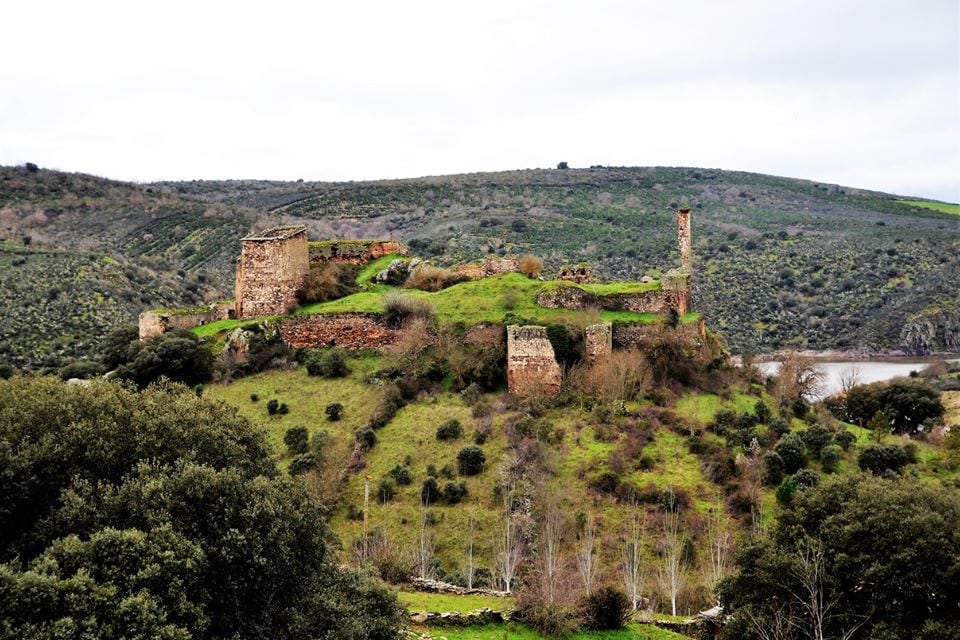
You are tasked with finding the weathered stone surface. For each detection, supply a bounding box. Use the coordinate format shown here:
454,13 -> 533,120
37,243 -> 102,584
236,226 -> 310,319
308,239 -> 406,265
453,255 -> 519,279
409,577 -> 510,598
613,318 -> 706,350
585,323 -> 612,363
506,325 -> 562,396
557,263 -> 592,284
138,301 -> 234,339
677,206 -> 692,270
536,284 -> 666,313
662,268 -> 691,315
279,314 -> 400,349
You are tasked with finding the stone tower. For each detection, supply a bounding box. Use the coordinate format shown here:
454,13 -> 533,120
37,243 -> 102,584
677,206 -> 692,271
235,226 -> 310,319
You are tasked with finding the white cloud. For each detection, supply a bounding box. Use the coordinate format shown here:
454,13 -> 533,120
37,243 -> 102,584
1,0 -> 957,201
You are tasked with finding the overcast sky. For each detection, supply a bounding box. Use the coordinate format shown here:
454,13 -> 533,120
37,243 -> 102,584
2,0 -> 958,201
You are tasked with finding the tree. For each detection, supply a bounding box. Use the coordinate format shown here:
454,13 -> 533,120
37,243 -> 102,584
575,514 -> 598,592
0,377 -> 404,639
774,432 -> 807,474
464,511 -> 477,590
857,443 -> 908,475
457,445 -> 486,475
706,505 -> 733,600
657,490 -> 686,616
284,426 -> 309,454
719,475 -> 960,640
774,353 -> 825,404
838,365 -> 862,395
620,505 -> 649,611
114,329 -> 214,388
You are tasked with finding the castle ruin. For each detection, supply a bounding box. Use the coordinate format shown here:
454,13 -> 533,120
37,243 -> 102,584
235,226 -> 310,319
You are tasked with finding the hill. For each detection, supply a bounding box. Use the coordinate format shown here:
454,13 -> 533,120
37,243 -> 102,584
2,164 -> 958,369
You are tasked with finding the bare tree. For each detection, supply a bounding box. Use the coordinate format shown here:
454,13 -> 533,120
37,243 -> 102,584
838,365 -> 862,395
656,491 -> 686,616
539,499 -> 565,604
464,511 -> 477,590
742,601 -> 799,640
620,505 -> 649,611
575,513 -> 598,593
706,505 -> 733,600
416,501 -> 435,580
775,353 -> 826,402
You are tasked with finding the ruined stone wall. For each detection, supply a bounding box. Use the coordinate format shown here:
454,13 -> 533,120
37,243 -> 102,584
536,284 -> 666,313
612,318 -> 706,350
236,227 -> 310,319
506,325 -> 562,397
138,301 -> 234,339
661,270 -> 691,315
453,255 -> 520,280
585,323 -> 612,363
279,314 -> 400,349
308,240 -> 407,266
557,263 -> 592,284
677,207 -> 692,270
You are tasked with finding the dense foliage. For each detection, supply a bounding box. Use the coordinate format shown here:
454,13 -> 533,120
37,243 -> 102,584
0,377 -> 404,639
719,474 -> 960,640
827,380 -> 944,434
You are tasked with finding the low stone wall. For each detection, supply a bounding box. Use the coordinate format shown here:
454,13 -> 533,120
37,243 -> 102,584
613,318 -> 706,350
279,314 -> 400,349
506,325 -> 562,396
536,284 -> 666,313
138,301 -> 235,339
453,255 -> 519,279
308,240 -> 406,265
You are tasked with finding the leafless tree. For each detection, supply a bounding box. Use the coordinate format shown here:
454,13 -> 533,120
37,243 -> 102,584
706,505 -> 733,599
538,499 -> 566,604
493,486 -> 524,593
656,490 -> 686,616
742,601 -> 799,640
416,502 -> 435,580
620,505 -> 649,611
575,513 -> 598,593
464,511 -> 477,590
838,365 -> 862,396
775,352 -> 826,402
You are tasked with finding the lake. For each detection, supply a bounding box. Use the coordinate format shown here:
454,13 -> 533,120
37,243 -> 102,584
756,358 -> 960,400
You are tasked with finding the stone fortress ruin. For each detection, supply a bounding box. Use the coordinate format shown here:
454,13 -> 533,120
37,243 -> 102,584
140,208 -> 698,396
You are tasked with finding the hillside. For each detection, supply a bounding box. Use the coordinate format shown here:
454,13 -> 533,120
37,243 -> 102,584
2,164 -> 958,369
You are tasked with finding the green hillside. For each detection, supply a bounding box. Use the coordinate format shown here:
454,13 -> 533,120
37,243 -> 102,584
2,164 -> 958,370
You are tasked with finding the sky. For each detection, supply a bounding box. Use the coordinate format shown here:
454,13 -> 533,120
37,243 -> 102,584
1,0 -> 958,201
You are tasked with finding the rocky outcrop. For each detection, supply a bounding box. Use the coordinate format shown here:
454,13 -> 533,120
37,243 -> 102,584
506,325 -> 562,396
279,314 -> 400,349
899,307 -> 960,354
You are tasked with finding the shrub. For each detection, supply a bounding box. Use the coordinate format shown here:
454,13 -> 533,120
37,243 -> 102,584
711,409 -> 737,435
802,423 -> 834,459
377,477 -> 396,503
405,264 -> 467,292
754,400 -> 772,424
296,263 -> 358,303
580,586 -> 631,630
441,481 -> 467,504
356,428 -> 377,449
762,451 -> 786,486
518,254 -> 543,278
420,477 -> 440,505
457,446 -> 486,476
113,329 -> 214,389
436,419 -> 463,441
440,464 -> 456,479
514,600 -> 579,637
461,382 -> 482,406
58,360 -> 104,380
267,399 -> 280,415
820,444 -> 843,473
277,403 -> 289,415
383,292 -> 434,329
473,429 -> 488,445
289,452 -> 318,475
834,429 -> 857,451
775,432 -> 807,473
283,426 -> 309,455
793,468 -> 820,488
769,417 -> 791,437
325,402 -> 344,421
426,464 -> 438,478
858,444 -> 909,475
306,349 -> 350,378
388,465 -> 412,485
250,393 -> 259,402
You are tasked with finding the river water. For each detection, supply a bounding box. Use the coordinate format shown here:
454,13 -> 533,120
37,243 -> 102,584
756,358 -> 960,400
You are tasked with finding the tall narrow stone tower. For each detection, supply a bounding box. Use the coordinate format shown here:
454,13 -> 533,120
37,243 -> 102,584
677,206 -> 692,271
235,226 -> 310,319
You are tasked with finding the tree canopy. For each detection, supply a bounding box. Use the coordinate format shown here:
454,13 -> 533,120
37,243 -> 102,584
0,377 -> 403,639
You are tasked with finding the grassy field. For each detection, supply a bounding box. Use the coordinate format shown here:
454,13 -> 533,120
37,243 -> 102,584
898,199 -> 960,215
411,622 -> 689,639
398,590 -> 514,613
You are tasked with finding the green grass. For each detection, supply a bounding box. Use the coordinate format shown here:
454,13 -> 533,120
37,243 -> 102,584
357,253 -> 407,285
193,317 -> 270,338
298,272 -> 689,327
675,391 -> 762,424
414,622 -> 689,640
397,590 -> 514,613
898,199 -> 960,215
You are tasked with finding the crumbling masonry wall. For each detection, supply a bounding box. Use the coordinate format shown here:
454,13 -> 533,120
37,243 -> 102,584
138,301 -> 234,339
506,325 -> 563,397
585,323 -> 613,363
308,240 -> 406,266
236,226 -> 310,319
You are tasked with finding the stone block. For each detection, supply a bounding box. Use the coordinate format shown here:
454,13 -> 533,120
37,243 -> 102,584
506,325 -> 562,396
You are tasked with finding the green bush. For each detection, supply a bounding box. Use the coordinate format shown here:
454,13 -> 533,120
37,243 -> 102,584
267,399 -> 280,415
820,444 -> 843,473
802,423 -> 834,459
420,477 -> 440,505
325,402 -> 344,421
436,419 -> 463,441
762,451 -> 785,486
858,444 -> 909,475
580,585 -> 631,630
306,349 -> 350,378
377,478 -> 396,503
775,432 -> 807,474
834,429 -> 856,450
441,481 -> 467,504
289,452 -> 318,475
388,465 -> 412,486
356,428 -> 377,449
457,446 -> 486,476
284,426 -> 309,455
